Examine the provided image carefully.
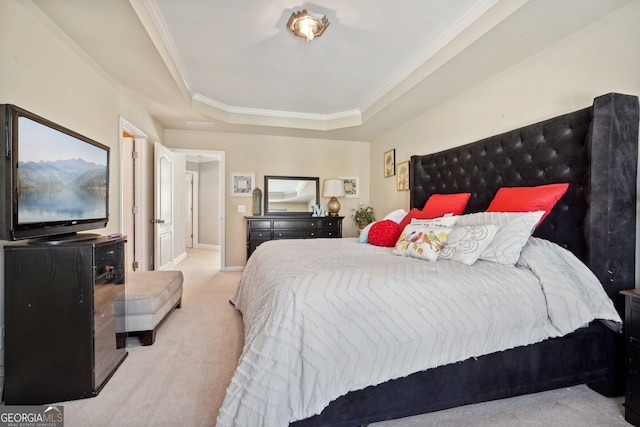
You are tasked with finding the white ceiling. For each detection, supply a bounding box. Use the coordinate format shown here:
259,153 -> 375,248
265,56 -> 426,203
31,0 -> 632,142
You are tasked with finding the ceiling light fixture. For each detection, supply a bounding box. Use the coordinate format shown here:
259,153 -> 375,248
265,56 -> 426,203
287,9 -> 329,41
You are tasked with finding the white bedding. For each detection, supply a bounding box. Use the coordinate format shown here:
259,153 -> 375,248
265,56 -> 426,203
216,237 -> 621,427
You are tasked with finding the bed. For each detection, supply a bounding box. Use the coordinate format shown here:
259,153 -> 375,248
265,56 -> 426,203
217,92 -> 639,427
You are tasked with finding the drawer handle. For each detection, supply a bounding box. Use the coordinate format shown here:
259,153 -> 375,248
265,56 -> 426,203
310,232 -> 315,236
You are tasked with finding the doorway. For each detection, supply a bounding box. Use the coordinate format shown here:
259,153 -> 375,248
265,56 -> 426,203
174,149 -> 225,270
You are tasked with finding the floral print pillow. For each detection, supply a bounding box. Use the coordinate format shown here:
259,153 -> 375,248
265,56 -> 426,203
392,216 -> 457,261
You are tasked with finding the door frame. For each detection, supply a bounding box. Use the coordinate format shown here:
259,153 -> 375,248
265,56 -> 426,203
119,117 -> 149,271
185,171 -> 199,248
173,149 -> 225,270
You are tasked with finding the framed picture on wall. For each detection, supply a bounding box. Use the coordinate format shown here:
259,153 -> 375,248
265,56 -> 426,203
340,176 -> 359,198
396,161 -> 409,191
230,172 -> 255,197
384,149 -> 396,177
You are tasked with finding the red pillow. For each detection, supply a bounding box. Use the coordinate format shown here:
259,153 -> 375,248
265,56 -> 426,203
486,183 -> 569,224
422,193 -> 471,217
368,220 -> 402,247
398,193 -> 471,231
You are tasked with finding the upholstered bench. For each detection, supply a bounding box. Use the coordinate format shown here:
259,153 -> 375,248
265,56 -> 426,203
114,270 -> 183,346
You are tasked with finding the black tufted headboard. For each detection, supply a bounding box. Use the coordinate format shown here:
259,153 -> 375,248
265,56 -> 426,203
409,93 -> 639,313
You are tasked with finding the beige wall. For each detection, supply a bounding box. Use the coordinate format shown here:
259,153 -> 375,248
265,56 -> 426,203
164,129 -> 370,268
370,1 -> 640,217
0,0 -> 164,232
0,0 -> 165,370
198,161 -> 222,246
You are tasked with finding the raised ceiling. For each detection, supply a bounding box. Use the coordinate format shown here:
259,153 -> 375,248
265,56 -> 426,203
31,0 -> 632,141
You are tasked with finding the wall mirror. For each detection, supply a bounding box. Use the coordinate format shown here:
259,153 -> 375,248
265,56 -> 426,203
264,176 -> 319,216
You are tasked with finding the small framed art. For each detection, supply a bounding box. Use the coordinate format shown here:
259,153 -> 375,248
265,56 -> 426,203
384,149 -> 395,177
396,161 -> 409,191
340,176 -> 359,198
230,172 -> 255,197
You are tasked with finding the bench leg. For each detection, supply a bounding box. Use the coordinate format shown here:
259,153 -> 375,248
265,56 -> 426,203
116,333 -> 127,349
138,330 -> 156,346
117,297 -> 182,347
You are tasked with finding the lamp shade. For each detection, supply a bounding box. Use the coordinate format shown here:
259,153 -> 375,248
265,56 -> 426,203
323,179 -> 345,198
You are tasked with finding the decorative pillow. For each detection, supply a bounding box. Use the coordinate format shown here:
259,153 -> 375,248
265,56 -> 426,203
398,208 -> 434,231
368,220 -> 402,247
456,211 -> 544,265
422,193 -> 471,217
383,209 -> 408,224
392,216 -> 457,261
358,221 -> 376,243
486,183 -> 569,225
438,224 -> 499,265
398,193 -> 470,231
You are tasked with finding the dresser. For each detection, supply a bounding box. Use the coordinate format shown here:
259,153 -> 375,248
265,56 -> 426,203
622,289 -> 640,426
245,215 -> 343,258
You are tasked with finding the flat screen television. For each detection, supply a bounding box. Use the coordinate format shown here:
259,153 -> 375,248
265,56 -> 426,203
0,104 -> 109,242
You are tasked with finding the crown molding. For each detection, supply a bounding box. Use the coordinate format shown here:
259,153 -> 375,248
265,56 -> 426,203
192,93 -> 362,130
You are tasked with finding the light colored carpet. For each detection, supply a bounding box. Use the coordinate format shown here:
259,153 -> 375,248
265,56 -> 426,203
55,249 -> 627,427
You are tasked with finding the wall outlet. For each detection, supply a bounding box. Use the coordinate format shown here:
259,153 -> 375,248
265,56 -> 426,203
238,205 -> 246,213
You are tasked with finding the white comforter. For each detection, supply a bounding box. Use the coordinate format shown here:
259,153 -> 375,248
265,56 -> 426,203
216,237 -> 621,427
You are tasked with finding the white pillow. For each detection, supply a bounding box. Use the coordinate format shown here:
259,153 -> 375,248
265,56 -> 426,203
358,221 -> 376,243
383,209 -> 408,224
439,224 -> 499,265
456,211 -> 544,265
392,216 -> 457,261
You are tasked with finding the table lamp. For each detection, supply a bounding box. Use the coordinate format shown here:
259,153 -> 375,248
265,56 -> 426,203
323,179 -> 345,216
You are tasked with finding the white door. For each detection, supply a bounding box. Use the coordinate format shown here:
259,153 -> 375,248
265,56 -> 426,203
154,142 -> 173,270
185,173 -> 194,248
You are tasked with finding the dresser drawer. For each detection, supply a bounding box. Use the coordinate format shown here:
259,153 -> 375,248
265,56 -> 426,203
274,230 -> 319,239
320,229 -> 340,238
322,218 -> 341,229
250,230 -> 272,240
273,219 -> 320,229
250,220 -> 272,229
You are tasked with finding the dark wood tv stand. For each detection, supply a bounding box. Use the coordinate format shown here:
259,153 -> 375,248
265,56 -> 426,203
3,235 -> 128,404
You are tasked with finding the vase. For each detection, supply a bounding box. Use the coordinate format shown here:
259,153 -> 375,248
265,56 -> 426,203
252,187 -> 262,216
357,221 -> 369,235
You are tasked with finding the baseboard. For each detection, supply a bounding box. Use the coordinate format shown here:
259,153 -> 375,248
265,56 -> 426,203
173,251 -> 187,266
194,243 -> 220,250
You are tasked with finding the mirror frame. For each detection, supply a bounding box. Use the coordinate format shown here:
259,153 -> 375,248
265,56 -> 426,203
264,175 -> 320,216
